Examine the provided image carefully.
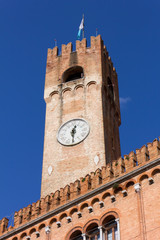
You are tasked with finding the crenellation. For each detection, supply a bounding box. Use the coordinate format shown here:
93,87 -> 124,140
124,155 -> 132,170
35,200 -> 41,215
0,218 -> 9,234
71,180 -> 81,198
54,190 -> 60,205
69,183 -> 74,199
52,46 -> 58,56
47,47 -> 58,63
60,188 -> 65,203
120,157 -> 126,173
46,35 -> 103,68
113,159 -> 121,177
136,145 -> 149,165
63,185 -> 70,201
101,166 -> 107,180
80,176 -> 87,193
14,209 -> 23,227
40,198 -> 47,215
90,35 -> 103,51
76,38 -> 87,52
90,171 -> 97,189
61,42 -> 72,56
83,174 -> 91,192
44,195 -> 51,212
47,48 -> 53,57
148,138 -> 160,158
108,164 -> 114,178
22,206 -> 30,223
32,200 -> 41,218
103,45 -> 108,58
94,168 -> 102,185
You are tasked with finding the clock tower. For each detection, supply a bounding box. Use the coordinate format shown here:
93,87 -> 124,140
41,35 -> 121,197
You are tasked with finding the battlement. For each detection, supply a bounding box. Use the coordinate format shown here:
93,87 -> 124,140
44,35 -> 118,106
46,35 -> 104,76
0,138 -> 160,236
44,35 -> 118,91
47,35 -> 102,58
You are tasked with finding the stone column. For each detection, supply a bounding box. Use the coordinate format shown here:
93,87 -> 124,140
82,233 -> 87,240
115,218 -> 120,240
98,226 -> 103,240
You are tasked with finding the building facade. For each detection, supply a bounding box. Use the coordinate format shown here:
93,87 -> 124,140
0,36 -> 160,240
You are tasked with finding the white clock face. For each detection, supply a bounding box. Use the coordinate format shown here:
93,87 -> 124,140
57,119 -> 90,146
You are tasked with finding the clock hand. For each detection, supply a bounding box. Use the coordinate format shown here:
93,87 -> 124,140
70,125 -> 76,143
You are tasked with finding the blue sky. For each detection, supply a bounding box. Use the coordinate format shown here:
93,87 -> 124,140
0,0 -> 160,222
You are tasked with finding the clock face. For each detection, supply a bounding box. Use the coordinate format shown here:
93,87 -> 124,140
57,119 -> 90,146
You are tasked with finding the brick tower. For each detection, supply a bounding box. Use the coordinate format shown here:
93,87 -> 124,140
41,35 -> 121,197
0,35 -> 160,240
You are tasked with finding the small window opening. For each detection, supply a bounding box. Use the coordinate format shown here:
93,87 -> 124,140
108,77 -> 114,98
62,66 -> 84,83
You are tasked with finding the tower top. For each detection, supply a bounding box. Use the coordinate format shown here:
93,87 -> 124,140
44,35 -> 117,102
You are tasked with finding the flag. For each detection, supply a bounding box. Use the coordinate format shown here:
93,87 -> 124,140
77,16 -> 84,40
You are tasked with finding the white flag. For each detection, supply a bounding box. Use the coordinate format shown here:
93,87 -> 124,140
79,18 -> 84,30
77,16 -> 84,39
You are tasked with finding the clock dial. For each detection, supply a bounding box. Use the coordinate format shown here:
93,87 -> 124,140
57,119 -> 90,146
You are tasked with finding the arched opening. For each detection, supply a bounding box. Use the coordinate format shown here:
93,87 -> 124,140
20,233 -> 27,240
126,181 -> 134,189
114,187 -> 122,195
70,208 -> 78,216
140,174 -> 149,182
80,203 -> 89,211
38,223 -> 45,231
91,198 -> 99,206
62,66 -> 84,83
29,228 -> 36,235
59,213 -> 67,221
152,168 -> 160,177
70,230 -> 83,240
102,215 -> 119,240
86,222 -> 100,240
102,192 -> 111,200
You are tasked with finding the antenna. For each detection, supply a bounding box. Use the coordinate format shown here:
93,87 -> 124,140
96,28 -> 98,36
54,39 -> 57,47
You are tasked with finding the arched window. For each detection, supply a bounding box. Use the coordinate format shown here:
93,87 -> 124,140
62,66 -> 84,83
86,223 -> 100,240
70,230 -> 83,240
102,215 -> 119,240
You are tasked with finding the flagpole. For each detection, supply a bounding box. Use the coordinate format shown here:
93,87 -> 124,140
82,14 -> 84,39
